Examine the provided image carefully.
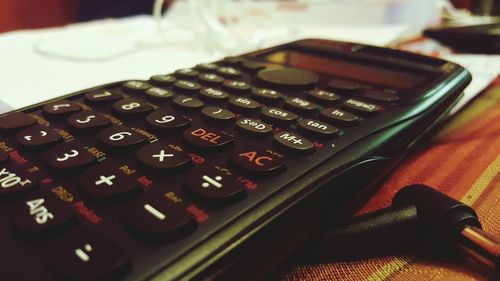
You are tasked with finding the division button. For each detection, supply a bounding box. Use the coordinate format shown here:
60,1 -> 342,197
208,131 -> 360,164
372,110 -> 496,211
252,88 -> 283,104
150,74 -> 176,86
217,67 -> 241,78
343,99 -> 382,115
44,142 -> 96,172
98,125 -> 148,151
50,227 -> 131,281
0,112 -> 36,132
363,90 -> 399,103
307,89 -> 340,105
145,109 -> 191,132
201,106 -> 236,123
273,131 -> 314,153
328,79 -> 360,95
223,80 -> 251,95
78,164 -> 137,200
0,163 -> 39,198
229,145 -> 286,175
172,95 -> 204,111
12,190 -> 77,237
124,192 -> 196,240
199,88 -> 229,102
257,67 -> 318,90
67,111 -> 111,132
145,87 -> 173,103
84,89 -> 123,105
235,118 -> 273,136
297,119 -> 340,138
184,166 -> 246,204
198,73 -> 224,86
183,127 -> 234,152
320,108 -> 359,126
173,80 -> 201,94
43,100 -> 82,117
174,68 -> 200,79
16,125 -> 62,150
137,143 -> 192,173
122,80 -> 151,94
284,97 -> 319,114
228,96 -> 261,113
112,98 -> 153,118
261,107 -> 298,125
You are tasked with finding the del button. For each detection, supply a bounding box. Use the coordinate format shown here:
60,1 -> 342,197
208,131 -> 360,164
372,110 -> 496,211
183,127 -> 234,152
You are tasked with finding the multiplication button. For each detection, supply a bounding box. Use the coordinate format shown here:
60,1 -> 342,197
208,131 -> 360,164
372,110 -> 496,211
124,192 -> 196,240
50,227 -> 131,281
184,166 -> 246,204
137,143 -> 192,173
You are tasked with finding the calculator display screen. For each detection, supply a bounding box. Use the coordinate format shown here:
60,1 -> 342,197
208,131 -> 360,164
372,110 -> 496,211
261,50 -> 427,89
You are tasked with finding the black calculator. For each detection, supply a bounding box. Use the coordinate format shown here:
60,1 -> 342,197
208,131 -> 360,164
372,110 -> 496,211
0,39 -> 470,281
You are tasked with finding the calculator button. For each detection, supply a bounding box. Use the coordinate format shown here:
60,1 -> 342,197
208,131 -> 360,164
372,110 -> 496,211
0,163 -> 39,198
307,89 -> 341,105
145,109 -> 191,132
261,107 -> 298,125
221,56 -> 245,66
343,99 -> 382,115
79,164 -> 137,200
98,125 -> 148,151
284,97 -> 319,114
122,80 -> 151,94
16,125 -> 62,150
183,127 -> 234,152
145,87 -> 174,103
195,63 -> 220,72
0,112 -> 36,132
242,61 -> 266,73
201,106 -> 236,123
173,80 -> 201,94
363,90 -> 399,103
137,143 -> 192,173
228,96 -> 261,112
273,131 -> 314,153
320,108 -> 359,126
84,89 -> 123,105
112,98 -> 153,118
184,166 -> 246,204
0,150 -> 7,163
174,68 -> 200,79
223,80 -> 251,95
199,88 -> 229,102
50,227 -> 131,281
217,67 -> 241,78
150,74 -> 176,86
198,73 -> 224,86
328,79 -> 360,95
252,88 -> 283,103
44,142 -> 96,172
257,67 -> 318,91
229,145 -> 286,175
235,118 -> 273,136
297,119 -> 340,138
12,190 -> 77,237
124,192 -> 196,240
173,95 -> 204,111
43,100 -> 82,117
67,111 -> 111,132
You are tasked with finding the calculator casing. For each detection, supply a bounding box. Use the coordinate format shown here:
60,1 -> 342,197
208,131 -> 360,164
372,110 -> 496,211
0,39 -> 471,281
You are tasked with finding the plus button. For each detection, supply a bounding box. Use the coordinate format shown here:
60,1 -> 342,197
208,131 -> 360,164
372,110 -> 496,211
95,175 -> 116,186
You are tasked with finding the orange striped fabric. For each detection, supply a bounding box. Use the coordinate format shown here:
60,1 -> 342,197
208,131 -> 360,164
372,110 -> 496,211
283,81 -> 500,281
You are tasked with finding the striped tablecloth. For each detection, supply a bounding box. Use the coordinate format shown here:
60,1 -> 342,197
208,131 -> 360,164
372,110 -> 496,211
283,79 -> 500,281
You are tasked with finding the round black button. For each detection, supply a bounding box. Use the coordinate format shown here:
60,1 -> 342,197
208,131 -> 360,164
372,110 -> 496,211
257,67 -> 318,90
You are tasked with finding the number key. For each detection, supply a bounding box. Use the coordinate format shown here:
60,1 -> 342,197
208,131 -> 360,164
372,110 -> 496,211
112,98 -> 153,118
44,142 -> 96,172
85,89 -> 123,105
43,100 -> 82,117
98,125 -> 147,151
145,108 -> 191,133
16,125 -> 62,150
67,111 -> 111,132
